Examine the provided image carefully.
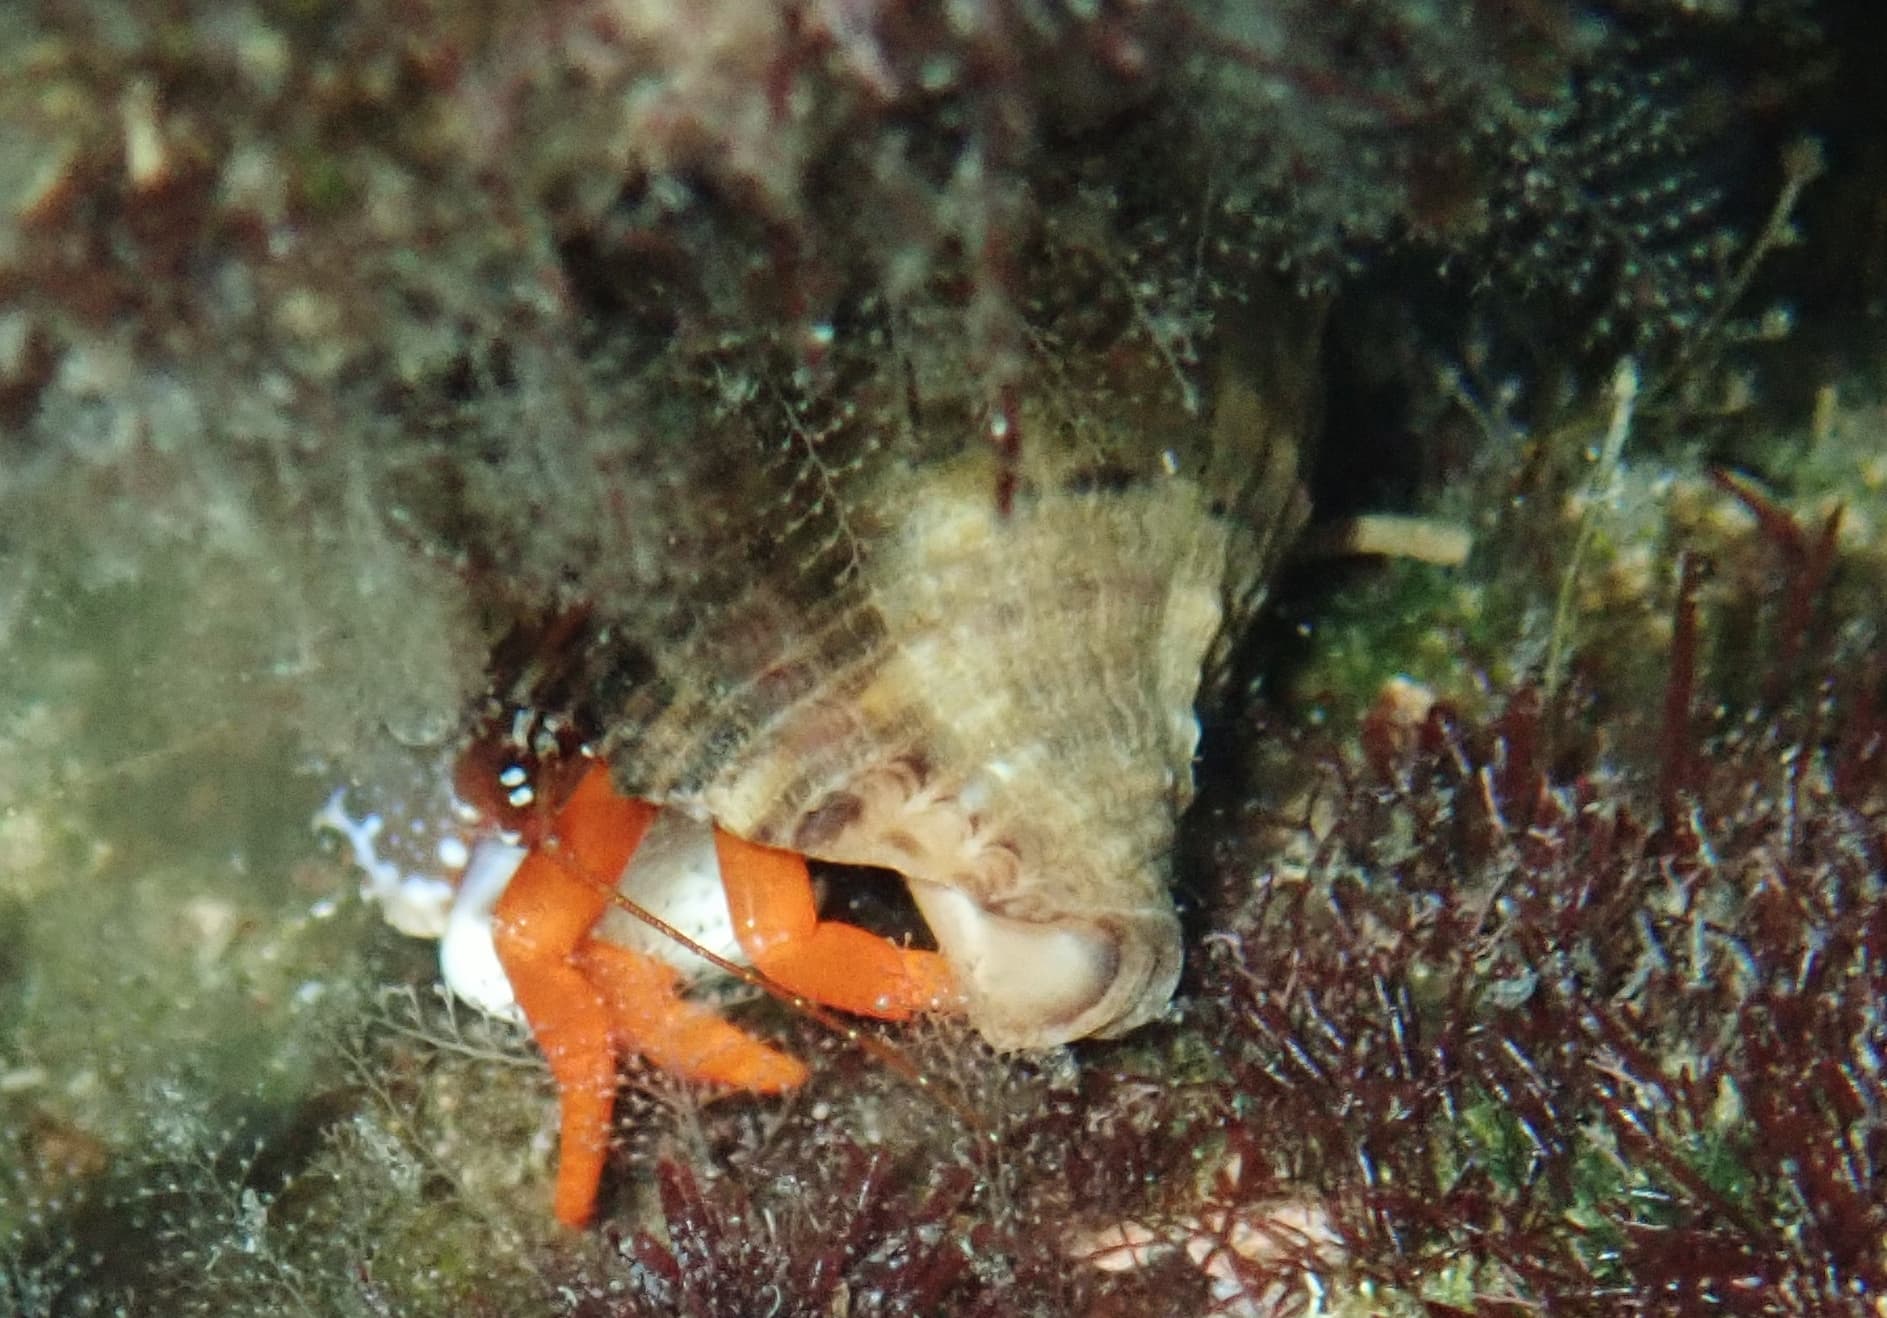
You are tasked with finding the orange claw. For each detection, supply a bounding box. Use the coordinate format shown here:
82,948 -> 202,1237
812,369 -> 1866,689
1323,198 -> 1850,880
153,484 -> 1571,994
492,764 -> 804,1227
715,829 -> 961,1019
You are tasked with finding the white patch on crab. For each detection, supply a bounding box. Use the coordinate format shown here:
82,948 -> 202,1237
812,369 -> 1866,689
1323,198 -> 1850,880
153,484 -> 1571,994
440,837 -> 528,1022
312,790 -> 454,939
313,788 -> 521,1019
594,809 -> 748,981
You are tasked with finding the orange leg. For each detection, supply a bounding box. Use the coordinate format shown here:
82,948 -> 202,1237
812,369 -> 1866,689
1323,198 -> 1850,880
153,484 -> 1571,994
715,829 -> 961,1019
574,937 -> 806,1091
492,765 -> 803,1227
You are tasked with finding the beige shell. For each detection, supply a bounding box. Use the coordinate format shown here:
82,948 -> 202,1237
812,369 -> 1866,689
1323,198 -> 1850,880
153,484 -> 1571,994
580,286 -> 1322,1050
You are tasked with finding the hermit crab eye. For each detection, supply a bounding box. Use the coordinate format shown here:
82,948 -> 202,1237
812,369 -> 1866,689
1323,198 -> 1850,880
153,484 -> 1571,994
498,763 -> 536,808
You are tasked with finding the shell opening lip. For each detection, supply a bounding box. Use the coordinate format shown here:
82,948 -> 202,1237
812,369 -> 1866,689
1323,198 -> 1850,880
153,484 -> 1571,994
906,880 -> 1169,1050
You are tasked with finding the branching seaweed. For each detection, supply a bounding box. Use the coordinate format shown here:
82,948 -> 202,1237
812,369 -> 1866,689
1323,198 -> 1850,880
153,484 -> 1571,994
1183,475 -> 1884,1314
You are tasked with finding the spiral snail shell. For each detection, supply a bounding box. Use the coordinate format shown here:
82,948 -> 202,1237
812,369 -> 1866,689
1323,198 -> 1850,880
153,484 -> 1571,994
487,282 -> 1325,1050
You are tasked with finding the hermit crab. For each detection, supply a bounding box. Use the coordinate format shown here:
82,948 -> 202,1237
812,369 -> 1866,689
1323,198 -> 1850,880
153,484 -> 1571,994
335,285 -> 1322,1226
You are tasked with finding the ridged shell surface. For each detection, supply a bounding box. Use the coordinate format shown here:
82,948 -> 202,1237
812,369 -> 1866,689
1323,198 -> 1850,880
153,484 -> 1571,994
553,286 -> 1325,1049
